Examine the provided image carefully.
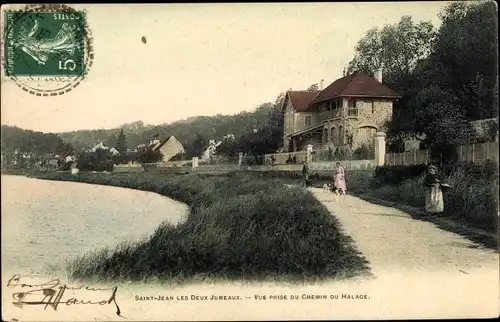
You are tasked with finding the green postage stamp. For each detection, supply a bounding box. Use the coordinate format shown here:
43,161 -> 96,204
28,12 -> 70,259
1,4 -> 93,96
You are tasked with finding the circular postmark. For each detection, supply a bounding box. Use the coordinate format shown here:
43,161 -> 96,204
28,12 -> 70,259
1,4 -> 94,96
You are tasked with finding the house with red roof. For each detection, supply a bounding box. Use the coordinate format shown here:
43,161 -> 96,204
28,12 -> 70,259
281,69 -> 400,152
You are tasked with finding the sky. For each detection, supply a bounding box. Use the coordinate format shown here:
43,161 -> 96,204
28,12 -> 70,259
1,2 -> 450,133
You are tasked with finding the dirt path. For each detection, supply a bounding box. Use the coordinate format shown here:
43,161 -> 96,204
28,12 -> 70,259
309,187 -> 499,277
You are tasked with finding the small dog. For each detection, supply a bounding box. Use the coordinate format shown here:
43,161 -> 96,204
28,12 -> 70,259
322,182 -> 331,191
331,186 -> 345,196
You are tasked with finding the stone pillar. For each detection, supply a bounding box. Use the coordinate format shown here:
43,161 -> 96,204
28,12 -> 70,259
373,132 -> 386,166
306,144 -> 313,163
238,152 -> 243,166
192,157 -> 199,171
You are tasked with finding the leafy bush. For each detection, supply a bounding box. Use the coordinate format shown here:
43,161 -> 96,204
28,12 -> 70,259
76,149 -> 114,172
138,148 -> 163,163
352,143 -> 374,160
373,164 -> 427,185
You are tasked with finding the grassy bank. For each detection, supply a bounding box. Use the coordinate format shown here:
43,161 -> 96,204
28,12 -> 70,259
29,171 -> 369,284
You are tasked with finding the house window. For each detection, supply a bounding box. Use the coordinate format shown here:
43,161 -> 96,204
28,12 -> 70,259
330,127 -> 336,144
323,128 -> 328,144
305,115 -> 312,127
371,100 -> 375,113
347,98 -> 358,116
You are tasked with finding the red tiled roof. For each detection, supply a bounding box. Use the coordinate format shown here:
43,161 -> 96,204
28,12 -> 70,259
283,90 -> 320,112
311,72 -> 400,104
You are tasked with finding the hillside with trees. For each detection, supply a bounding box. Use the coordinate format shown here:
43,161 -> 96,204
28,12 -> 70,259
54,97 -> 285,159
1,125 -> 73,156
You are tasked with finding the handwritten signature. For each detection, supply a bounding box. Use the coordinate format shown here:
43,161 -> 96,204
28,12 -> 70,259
6,274 -> 123,318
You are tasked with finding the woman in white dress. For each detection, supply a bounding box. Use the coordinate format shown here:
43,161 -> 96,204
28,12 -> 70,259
423,165 -> 447,215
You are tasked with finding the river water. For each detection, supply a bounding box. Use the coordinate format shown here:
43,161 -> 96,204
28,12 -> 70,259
1,175 -> 188,278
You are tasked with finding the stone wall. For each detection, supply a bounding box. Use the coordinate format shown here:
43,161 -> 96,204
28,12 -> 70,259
344,99 -> 392,149
322,119 -> 346,145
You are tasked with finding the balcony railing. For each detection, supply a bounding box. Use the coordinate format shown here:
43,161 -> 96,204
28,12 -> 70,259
319,108 -> 343,121
347,108 -> 358,117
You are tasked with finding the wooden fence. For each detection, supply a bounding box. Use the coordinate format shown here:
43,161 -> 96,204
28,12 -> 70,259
385,142 -> 498,166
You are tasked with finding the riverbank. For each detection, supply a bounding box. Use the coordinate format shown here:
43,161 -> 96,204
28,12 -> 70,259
26,171 -> 369,284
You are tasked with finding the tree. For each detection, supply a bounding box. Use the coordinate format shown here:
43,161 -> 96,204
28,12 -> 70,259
138,148 -> 163,164
104,134 -> 118,149
347,16 -> 436,88
306,83 -> 319,91
116,128 -> 127,155
185,134 -> 206,159
346,16 -> 436,142
431,1 -> 498,120
216,137 -> 239,158
412,85 -> 475,162
77,149 -> 114,172
237,98 -> 284,163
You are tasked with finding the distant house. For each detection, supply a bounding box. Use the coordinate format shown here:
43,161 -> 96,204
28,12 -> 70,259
153,136 -> 186,162
147,139 -> 161,150
36,154 -> 61,171
223,133 -> 236,141
86,142 -> 120,155
281,69 -> 400,152
109,147 -> 120,156
88,142 -> 109,152
201,139 -> 222,160
64,153 -> 76,163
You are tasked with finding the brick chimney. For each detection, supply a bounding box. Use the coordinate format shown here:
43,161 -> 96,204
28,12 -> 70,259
375,67 -> 383,83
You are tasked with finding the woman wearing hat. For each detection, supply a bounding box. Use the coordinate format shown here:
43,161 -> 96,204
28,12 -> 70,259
423,165 -> 449,215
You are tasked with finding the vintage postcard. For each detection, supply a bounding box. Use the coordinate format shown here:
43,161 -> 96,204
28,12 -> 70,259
1,2 -> 498,321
